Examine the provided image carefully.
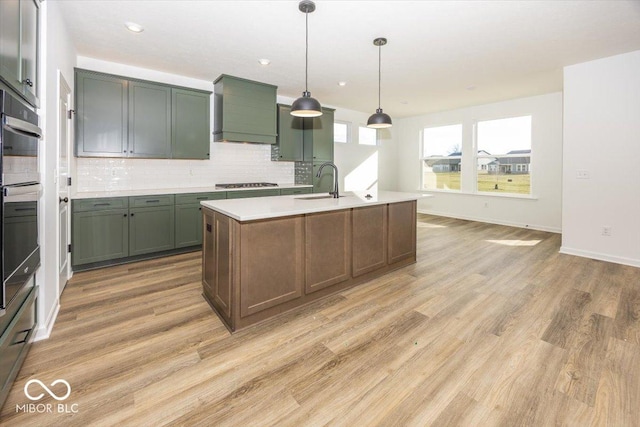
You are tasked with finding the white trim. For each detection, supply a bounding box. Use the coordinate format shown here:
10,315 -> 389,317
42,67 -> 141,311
417,209 -> 561,233
420,189 -> 538,200
34,299 -> 60,341
559,246 -> 640,268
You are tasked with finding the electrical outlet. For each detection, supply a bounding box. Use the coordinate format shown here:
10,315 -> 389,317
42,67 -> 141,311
576,170 -> 590,179
602,226 -> 612,237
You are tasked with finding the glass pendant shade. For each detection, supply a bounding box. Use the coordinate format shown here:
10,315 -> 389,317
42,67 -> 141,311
367,108 -> 392,128
291,91 -> 322,117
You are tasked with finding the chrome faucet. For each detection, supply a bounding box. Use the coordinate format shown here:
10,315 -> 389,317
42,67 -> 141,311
316,162 -> 339,198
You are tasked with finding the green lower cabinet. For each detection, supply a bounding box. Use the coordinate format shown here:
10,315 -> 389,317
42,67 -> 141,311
175,203 -> 203,248
226,189 -> 280,199
72,209 -> 129,266
280,187 -> 312,195
129,205 -> 175,256
175,192 -> 226,248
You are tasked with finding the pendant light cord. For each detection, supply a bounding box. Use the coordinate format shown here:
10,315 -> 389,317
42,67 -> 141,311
378,43 -> 382,110
305,11 -> 309,93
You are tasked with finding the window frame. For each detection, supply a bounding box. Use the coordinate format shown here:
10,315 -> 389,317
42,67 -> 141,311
420,123 -> 463,192
358,125 -> 378,146
334,120 -> 351,144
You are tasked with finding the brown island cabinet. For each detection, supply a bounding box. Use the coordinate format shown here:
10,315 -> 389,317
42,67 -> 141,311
200,191 -> 422,332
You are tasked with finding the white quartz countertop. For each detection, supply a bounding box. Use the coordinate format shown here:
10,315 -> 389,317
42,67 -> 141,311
72,184 -> 312,200
200,190 -> 431,221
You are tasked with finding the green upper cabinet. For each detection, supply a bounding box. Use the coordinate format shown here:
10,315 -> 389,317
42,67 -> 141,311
76,70 -> 129,157
129,81 -> 171,158
275,104 -> 304,161
213,75 -> 277,144
304,107 -> 335,162
75,69 -> 211,159
0,0 -> 39,107
172,88 -> 210,159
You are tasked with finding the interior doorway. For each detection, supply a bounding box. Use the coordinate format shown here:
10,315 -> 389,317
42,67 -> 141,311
58,72 -> 72,296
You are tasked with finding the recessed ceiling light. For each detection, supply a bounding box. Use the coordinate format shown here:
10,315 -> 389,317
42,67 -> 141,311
125,22 -> 144,33
338,81 -> 347,87
466,85 -> 477,91
400,100 -> 409,105
258,59 -> 271,66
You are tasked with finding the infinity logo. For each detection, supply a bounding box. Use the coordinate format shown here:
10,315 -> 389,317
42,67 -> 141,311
24,379 -> 72,401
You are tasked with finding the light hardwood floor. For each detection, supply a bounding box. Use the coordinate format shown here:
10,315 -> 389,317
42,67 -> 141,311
2,214 -> 639,426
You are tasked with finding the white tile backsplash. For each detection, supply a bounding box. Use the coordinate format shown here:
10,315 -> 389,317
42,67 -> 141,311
75,143 -> 295,192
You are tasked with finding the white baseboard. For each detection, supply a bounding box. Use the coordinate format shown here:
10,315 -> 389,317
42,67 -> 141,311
35,300 -> 60,342
560,246 -> 640,268
417,209 -> 562,234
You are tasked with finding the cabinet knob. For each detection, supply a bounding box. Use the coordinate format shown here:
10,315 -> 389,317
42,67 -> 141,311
23,78 -> 33,87
123,214 -> 127,217
59,197 -> 69,203
130,213 -> 135,217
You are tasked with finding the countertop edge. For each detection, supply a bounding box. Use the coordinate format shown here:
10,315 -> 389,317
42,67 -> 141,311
201,191 -> 431,222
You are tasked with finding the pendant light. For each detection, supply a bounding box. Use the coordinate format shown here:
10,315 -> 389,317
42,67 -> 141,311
291,0 -> 322,117
367,37 -> 392,128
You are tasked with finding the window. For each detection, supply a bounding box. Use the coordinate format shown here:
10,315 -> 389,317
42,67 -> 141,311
358,126 -> 377,146
334,121 -> 350,143
420,124 -> 462,191
476,116 -> 531,195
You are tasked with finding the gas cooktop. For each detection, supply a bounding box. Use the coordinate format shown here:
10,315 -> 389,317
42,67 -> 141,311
215,182 -> 279,189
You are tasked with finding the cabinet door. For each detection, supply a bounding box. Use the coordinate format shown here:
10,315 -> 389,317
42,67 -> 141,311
388,201 -> 417,264
312,163 -> 335,194
240,215 -> 304,317
275,104 -> 303,161
352,205 -> 387,277
72,209 -> 129,266
128,81 -> 171,158
305,210 -> 351,294
172,88 -> 210,159
0,0 -> 21,90
19,0 -> 38,103
76,71 -> 128,157
175,203 -> 203,248
304,108 -> 334,162
129,206 -> 175,256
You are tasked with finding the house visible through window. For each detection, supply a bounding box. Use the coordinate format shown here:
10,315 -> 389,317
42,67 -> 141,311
476,116 -> 531,195
358,126 -> 377,146
421,124 -> 462,191
334,121 -> 350,143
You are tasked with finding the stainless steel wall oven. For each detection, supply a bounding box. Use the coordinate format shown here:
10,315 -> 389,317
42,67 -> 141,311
1,89 -> 42,316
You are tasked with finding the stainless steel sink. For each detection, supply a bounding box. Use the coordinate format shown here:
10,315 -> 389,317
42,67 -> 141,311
296,195 -> 345,200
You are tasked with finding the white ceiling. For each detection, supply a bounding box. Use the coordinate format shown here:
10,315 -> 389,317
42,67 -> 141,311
57,0 -> 640,118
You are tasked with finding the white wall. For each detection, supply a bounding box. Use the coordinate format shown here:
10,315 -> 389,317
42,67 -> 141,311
333,107 -> 397,192
36,1 -> 77,339
395,92 -> 563,232
561,50 -> 640,267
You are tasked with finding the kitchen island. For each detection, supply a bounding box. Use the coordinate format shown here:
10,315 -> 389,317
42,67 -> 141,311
200,191 -> 425,332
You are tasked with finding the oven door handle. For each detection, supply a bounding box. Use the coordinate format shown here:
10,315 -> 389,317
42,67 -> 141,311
3,116 -> 43,139
3,184 -> 42,198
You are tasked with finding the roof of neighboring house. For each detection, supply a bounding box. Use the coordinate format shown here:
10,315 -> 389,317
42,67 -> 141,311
507,149 -> 531,155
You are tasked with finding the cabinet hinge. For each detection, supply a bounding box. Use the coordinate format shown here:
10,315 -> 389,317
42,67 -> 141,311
67,177 -> 72,186
68,109 -> 75,120
68,244 -> 72,253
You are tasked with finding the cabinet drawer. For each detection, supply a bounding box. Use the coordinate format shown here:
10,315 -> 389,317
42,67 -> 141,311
226,189 -> 280,199
4,202 -> 37,218
129,194 -> 174,208
0,286 -> 36,398
73,197 -> 128,212
175,192 -> 225,205
280,187 -> 312,196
